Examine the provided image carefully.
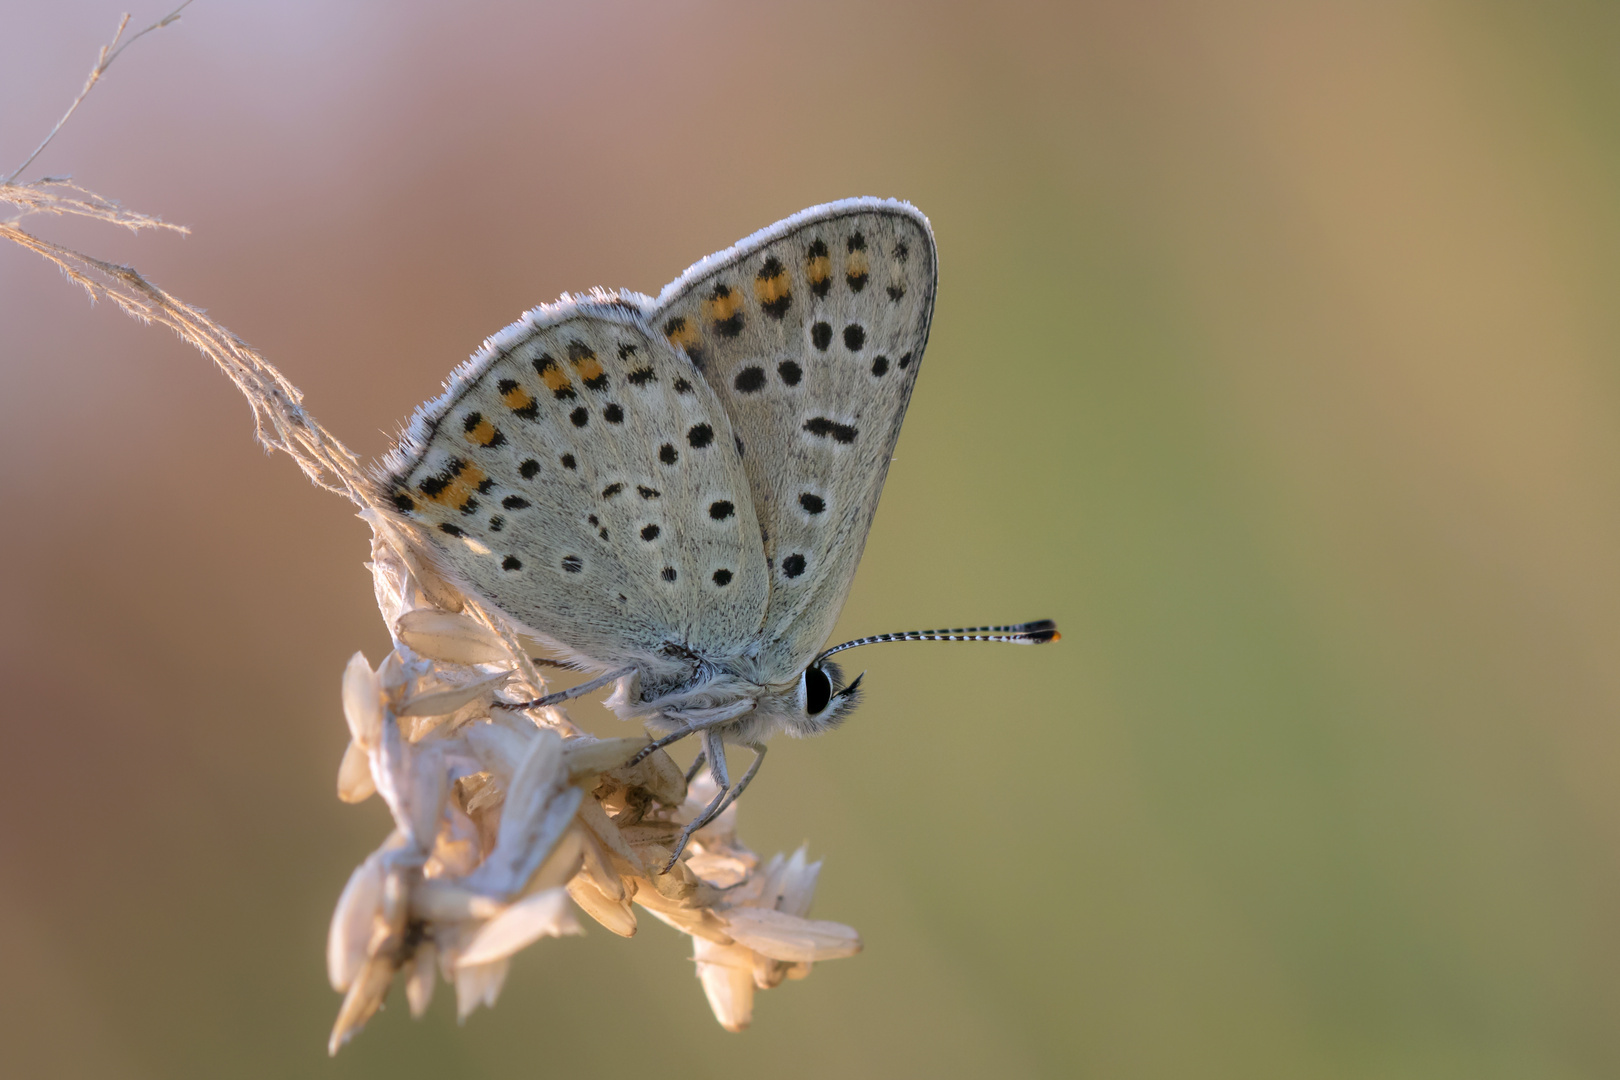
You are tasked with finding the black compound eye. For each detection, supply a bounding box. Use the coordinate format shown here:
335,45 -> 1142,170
803,665 -> 833,715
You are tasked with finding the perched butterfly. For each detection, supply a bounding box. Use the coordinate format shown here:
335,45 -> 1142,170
381,199 -> 1058,866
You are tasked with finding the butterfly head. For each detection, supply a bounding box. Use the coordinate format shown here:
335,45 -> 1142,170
783,659 -> 864,736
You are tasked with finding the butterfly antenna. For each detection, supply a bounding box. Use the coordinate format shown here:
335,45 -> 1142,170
814,619 -> 1059,664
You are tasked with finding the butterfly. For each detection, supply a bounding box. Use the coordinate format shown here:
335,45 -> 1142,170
380,199 -> 1057,867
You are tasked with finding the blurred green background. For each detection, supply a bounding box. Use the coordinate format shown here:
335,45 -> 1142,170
6,1 -> 1620,1076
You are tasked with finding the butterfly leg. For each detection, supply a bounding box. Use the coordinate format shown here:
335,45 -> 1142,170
684,751 -> 708,785
495,665 -> 637,710
663,728 -> 731,872
626,699 -> 758,767
706,742 -> 767,824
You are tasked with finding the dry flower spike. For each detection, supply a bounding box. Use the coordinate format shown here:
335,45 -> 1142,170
319,539 -> 862,1051
2,8 -> 861,1054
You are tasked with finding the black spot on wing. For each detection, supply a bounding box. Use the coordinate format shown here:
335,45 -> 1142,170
803,417 -> 858,444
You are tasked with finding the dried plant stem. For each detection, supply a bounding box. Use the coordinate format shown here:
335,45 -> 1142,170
5,1 -> 196,185
0,220 -> 372,502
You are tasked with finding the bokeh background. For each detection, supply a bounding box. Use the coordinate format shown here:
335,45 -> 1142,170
5,1 -> 1620,1076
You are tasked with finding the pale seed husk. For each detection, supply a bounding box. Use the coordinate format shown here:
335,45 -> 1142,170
576,825 -> 625,901
458,886 -> 582,967
575,793 -> 645,876
328,843 -> 388,992
329,953 -> 397,1055
717,907 -> 862,963
454,958 -> 509,1022
630,881 -> 734,944
605,745 -> 686,806
461,721 -> 531,786
405,941 -> 437,1018
340,651 -> 383,749
561,735 -> 649,782
411,878 -> 505,922
693,937 -> 756,1033
395,609 -> 509,666
566,875 -> 638,937
396,670 -> 510,718
526,823 -> 586,894
372,517 -> 464,614
337,738 -> 375,803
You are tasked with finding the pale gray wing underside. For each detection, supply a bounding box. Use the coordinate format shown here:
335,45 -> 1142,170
651,200 -> 937,681
380,302 -> 769,668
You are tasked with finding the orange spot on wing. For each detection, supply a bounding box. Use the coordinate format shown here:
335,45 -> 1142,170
465,418 -> 500,446
573,355 -> 605,381
501,385 -> 535,411
421,462 -> 487,508
806,255 -> 831,286
845,250 -> 869,280
754,271 -> 790,305
666,317 -> 701,349
702,288 -> 743,324
540,366 -> 572,394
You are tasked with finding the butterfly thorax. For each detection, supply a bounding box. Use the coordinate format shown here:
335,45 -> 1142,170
604,666 -> 792,746
598,652 -> 858,746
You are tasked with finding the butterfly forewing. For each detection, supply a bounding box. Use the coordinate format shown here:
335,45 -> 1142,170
381,303 -> 769,667
652,200 -> 937,680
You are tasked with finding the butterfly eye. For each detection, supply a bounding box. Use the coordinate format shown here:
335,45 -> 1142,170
801,665 -> 833,716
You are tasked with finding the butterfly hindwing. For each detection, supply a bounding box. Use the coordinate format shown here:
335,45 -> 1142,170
651,200 -> 937,680
381,301 -> 769,668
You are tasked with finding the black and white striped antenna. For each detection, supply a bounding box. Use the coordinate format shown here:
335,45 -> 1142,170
813,619 -> 1059,665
